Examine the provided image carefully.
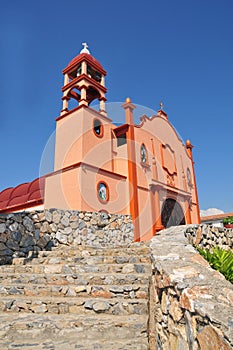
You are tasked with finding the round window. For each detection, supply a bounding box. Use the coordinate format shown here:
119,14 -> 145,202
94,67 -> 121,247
140,144 -> 147,163
97,182 -> 109,202
93,119 -> 103,137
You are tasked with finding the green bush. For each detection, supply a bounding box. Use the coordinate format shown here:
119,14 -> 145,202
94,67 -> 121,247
196,245 -> 233,283
223,216 -> 233,225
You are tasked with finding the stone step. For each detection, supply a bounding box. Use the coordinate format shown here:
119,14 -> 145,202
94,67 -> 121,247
28,245 -> 150,260
0,313 -> 149,349
17,252 -> 151,266
0,339 -> 149,350
9,253 -> 150,267
0,283 -> 148,299
0,272 -> 150,286
0,262 -> 151,274
0,296 -> 148,315
49,243 -> 150,257
0,312 -> 148,334
0,241 -> 151,349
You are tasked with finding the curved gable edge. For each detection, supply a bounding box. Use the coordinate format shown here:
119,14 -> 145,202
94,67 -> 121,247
135,114 -> 192,159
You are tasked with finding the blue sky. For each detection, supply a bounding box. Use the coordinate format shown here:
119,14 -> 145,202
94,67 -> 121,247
0,0 -> 232,214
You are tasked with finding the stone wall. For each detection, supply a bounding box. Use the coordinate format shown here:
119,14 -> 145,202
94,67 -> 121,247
185,224 -> 233,251
150,225 -> 233,350
0,208 -> 233,349
0,209 -> 134,264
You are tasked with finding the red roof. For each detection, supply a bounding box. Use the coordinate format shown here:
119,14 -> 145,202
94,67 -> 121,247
200,212 -> 233,222
63,53 -> 106,75
0,177 -> 45,213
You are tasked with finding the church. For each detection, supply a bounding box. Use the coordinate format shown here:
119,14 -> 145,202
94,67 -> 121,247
0,43 -> 200,241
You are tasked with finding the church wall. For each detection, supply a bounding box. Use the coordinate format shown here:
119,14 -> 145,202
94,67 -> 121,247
113,143 -> 129,178
44,168 -> 83,210
134,127 -> 156,185
45,164 -> 129,215
81,108 -> 114,173
54,108 -> 84,171
135,116 -> 190,188
78,166 -> 129,214
190,203 -> 200,223
132,114 -> 200,228
133,122 -> 181,188
137,187 -> 153,240
42,106 -> 200,234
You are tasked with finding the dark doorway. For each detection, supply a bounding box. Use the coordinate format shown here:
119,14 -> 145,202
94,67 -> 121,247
161,198 -> 185,228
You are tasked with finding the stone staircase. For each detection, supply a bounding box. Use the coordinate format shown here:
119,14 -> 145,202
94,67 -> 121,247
0,243 -> 152,350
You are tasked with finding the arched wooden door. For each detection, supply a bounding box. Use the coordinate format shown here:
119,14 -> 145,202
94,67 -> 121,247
161,198 -> 185,228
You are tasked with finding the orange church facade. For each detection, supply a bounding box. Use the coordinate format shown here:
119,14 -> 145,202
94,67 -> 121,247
0,44 -> 200,241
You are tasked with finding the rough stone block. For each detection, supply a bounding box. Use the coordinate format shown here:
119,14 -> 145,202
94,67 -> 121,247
169,299 -> 183,321
93,301 -> 110,312
23,217 -> 34,232
197,325 -> 232,350
20,235 -> 36,248
0,224 -> 6,234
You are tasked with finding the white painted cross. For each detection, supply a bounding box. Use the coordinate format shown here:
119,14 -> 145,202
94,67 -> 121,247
80,42 -> 90,54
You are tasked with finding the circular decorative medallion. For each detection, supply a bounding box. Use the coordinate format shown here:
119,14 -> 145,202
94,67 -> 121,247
97,182 -> 109,202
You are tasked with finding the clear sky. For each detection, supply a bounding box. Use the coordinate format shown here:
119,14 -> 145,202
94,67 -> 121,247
0,0 -> 233,214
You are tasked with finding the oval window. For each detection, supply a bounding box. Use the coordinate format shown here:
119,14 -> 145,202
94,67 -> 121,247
93,119 -> 103,137
97,182 -> 109,202
140,144 -> 147,163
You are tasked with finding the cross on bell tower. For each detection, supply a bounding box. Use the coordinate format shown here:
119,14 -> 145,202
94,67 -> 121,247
80,42 -> 90,54
61,43 -> 107,115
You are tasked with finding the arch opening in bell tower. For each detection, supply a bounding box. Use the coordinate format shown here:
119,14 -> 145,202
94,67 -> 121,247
60,43 -> 107,115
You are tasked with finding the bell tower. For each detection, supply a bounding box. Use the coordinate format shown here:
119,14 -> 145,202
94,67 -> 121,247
61,43 -> 107,115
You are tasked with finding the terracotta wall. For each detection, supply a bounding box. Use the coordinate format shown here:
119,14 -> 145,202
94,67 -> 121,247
45,166 -> 129,214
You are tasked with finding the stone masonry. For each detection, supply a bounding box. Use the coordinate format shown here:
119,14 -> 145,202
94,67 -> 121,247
150,225 -> 233,350
0,209 -> 232,349
0,243 -> 151,349
185,224 -> 233,251
0,209 -> 134,264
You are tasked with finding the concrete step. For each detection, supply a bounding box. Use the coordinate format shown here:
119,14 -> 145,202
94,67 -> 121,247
0,262 -> 151,275
0,272 -> 150,286
0,313 -> 149,349
0,296 -> 148,315
0,283 -> 149,299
